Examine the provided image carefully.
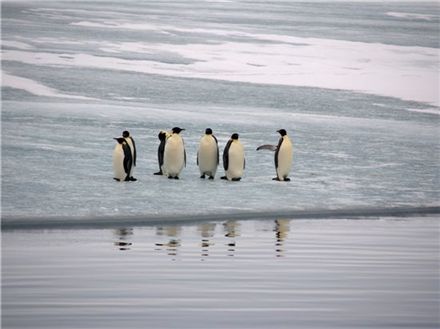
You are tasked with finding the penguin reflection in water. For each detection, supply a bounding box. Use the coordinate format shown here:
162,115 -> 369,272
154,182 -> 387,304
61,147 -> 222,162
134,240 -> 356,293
221,133 -> 245,181
257,129 -> 293,181
122,130 -> 137,181
197,128 -> 219,180
162,127 -> 186,179
112,137 -> 133,182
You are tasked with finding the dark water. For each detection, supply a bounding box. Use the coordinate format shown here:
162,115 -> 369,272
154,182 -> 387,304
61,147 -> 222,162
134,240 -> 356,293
2,217 -> 439,329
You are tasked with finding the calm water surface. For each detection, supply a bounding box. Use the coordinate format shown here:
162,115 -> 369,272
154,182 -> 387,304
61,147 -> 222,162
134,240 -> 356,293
2,217 -> 439,329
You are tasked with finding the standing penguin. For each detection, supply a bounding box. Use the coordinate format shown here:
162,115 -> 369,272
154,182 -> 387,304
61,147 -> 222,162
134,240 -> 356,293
257,129 -> 293,181
154,130 -> 168,175
274,129 -> 293,181
197,128 -> 219,179
112,137 -> 133,182
221,133 -> 245,181
162,127 -> 186,179
122,130 -> 137,181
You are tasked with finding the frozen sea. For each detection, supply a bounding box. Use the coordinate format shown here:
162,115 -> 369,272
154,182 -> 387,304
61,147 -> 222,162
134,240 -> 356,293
1,1 -> 440,328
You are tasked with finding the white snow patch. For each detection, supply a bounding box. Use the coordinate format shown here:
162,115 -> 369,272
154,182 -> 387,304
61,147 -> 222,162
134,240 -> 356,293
1,71 -> 96,100
386,12 -> 439,21
2,40 -> 34,50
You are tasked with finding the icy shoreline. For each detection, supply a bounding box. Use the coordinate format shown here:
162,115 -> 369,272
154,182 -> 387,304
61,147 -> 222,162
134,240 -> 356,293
3,205 -> 439,230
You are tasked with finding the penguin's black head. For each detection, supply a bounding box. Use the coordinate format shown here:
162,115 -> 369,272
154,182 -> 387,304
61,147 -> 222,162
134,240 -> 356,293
114,137 -> 125,144
158,131 -> 167,141
277,129 -> 287,136
205,128 -> 213,135
122,131 -> 130,138
172,127 -> 185,134
231,133 -> 239,140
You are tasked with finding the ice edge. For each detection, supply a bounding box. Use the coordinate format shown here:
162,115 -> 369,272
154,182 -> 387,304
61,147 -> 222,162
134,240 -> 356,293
2,206 -> 439,231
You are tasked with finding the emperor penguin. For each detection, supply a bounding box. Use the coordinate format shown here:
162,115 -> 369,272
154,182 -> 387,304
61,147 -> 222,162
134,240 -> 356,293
274,129 -> 293,181
122,130 -> 137,181
197,128 -> 219,179
154,130 -> 169,175
221,133 -> 245,181
112,137 -> 133,182
162,127 -> 186,179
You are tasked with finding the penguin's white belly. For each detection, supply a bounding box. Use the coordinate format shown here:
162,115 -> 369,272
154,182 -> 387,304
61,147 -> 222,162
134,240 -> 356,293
277,139 -> 293,179
226,143 -> 244,179
163,136 -> 185,176
112,145 -> 126,181
198,137 -> 218,175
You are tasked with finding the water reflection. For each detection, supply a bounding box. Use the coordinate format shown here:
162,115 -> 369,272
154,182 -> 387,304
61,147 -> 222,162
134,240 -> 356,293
198,223 -> 216,259
224,220 -> 240,257
113,219 -> 291,259
155,226 -> 181,259
274,219 -> 290,257
114,228 -> 133,251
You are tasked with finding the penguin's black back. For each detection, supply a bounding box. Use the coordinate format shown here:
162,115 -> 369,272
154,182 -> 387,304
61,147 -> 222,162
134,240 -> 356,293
128,136 -> 136,166
122,142 -> 133,174
158,138 -> 166,167
275,136 -> 284,169
213,134 -> 219,165
223,139 -> 233,171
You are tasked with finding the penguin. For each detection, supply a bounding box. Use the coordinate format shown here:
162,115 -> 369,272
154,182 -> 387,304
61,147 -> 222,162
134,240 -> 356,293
221,133 -> 245,181
154,130 -> 168,175
112,137 -> 133,182
162,127 -> 186,179
274,129 -> 293,181
256,129 -> 293,181
197,128 -> 219,179
122,130 -> 137,181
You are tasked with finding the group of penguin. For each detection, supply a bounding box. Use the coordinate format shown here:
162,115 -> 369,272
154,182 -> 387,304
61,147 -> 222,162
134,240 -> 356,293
113,128 -> 293,182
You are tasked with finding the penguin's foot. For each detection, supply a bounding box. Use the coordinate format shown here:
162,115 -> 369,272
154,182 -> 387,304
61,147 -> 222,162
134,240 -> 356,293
231,177 -> 241,181
167,176 -> 174,179
129,177 -> 137,181
200,174 -> 206,179
174,176 -> 179,180
113,178 -> 121,182
154,171 -> 163,176
124,176 -> 131,181
208,176 -> 215,180
284,177 -> 291,182
272,177 -> 281,181
220,176 -> 228,180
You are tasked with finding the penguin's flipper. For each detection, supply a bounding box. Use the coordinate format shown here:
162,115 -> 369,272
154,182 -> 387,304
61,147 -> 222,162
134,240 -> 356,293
256,144 -> 278,151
